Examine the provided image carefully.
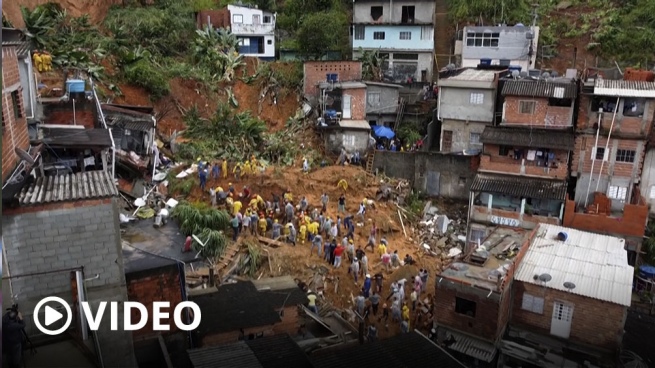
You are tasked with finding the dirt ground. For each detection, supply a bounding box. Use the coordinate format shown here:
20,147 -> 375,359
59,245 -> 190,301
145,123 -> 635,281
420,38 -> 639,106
174,164 -> 443,338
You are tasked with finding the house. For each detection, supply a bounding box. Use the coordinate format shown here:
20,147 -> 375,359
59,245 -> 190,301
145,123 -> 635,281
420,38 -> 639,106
227,4 -> 276,60
1,170 -> 137,367
310,331 -> 467,367
352,0 -> 435,83
196,9 -> 231,30
102,103 -> 157,156
2,32 -> 35,184
191,279 -> 307,346
303,61 -> 363,99
457,25 -> 540,72
187,333 -> 313,368
567,69 -> 652,265
2,28 -> 40,121
436,67 -> 505,153
434,227 -> 534,366
500,223 -> 633,367
363,81 -> 403,126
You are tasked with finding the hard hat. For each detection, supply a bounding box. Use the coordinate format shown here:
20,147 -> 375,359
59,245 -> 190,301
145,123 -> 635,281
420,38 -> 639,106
354,257 -> 358,261
349,239 -> 353,244
366,274 -> 371,278
197,157 -> 202,161
274,219 -> 278,223
228,182 -> 232,186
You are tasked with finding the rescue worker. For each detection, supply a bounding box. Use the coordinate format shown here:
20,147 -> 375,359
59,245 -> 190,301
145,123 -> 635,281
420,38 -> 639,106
258,214 -> 268,236
272,219 -> 282,240
337,179 -> 348,192
283,189 -> 293,203
42,51 -> 52,71
233,199 -> 242,216
299,222 -> 307,244
243,160 -> 252,177
33,50 -> 43,72
233,161 -> 243,181
222,159 -> 228,179
226,193 -> 234,214
250,155 -> 258,169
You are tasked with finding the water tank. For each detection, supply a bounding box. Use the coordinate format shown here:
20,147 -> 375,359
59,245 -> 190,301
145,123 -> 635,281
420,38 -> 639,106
326,73 -> 338,82
508,65 -> 522,73
499,59 -> 511,66
639,265 -> 655,279
479,58 -> 492,66
66,79 -> 85,93
557,232 -> 568,242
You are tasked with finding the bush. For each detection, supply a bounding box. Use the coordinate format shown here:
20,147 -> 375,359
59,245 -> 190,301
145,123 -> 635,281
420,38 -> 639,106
122,59 -> 170,100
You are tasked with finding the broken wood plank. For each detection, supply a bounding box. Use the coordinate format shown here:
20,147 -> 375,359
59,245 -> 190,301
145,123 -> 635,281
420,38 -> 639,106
257,236 -> 285,248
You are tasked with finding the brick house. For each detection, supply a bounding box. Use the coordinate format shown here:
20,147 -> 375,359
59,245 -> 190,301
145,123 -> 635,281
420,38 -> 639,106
436,67 -> 505,153
434,227 -> 534,366
303,61 -> 362,98
567,70 -> 652,264
466,78 -> 577,252
2,38 -> 32,183
191,279 -> 307,347
1,170 -> 137,367
500,223 -> 633,367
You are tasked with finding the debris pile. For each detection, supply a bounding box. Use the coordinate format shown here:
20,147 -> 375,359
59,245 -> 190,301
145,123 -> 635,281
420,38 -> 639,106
414,201 -> 468,262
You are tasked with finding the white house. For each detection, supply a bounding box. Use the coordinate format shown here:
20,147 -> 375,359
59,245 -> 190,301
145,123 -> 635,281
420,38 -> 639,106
227,4 -> 276,60
455,25 -> 540,73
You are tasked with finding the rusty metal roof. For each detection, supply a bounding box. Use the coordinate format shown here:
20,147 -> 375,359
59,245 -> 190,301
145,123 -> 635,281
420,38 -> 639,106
16,170 -> 118,206
502,80 -> 577,99
471,173 -> 567,200
480,126 -> 574,150
38,127 -> 113,148
594,79 -> 655,98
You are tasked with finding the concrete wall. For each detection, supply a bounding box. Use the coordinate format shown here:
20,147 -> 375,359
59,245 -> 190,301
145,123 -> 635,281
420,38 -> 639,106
365,84 -> 399,114
640,149 -> 655,215
511,282 -> 626,350
461,26 -> 539,72
303,61 -> 362,97
439,87 -> 495,122
2,46 -> 30,182
2,199 -> 137,367
440,119 -> 486,153
503,96 -> 574,127
126,264 -> 183,339
353,25 -> 434,50
325,129 -> 370,153
353,1 -> 435,24
371,150 -> 478,199
352,50 -> 433,82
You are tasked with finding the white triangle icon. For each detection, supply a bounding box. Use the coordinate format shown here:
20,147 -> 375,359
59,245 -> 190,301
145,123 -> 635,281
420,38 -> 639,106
44,305 -> 63,326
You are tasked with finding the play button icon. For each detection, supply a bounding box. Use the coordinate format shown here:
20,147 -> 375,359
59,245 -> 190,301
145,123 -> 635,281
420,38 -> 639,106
33,296 -> 73,336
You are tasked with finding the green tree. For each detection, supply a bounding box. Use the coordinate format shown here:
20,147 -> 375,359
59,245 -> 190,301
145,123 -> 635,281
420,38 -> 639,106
358,48 -> 387,81
447,0 -> 531,24
277,0 -> 334,31
171,202 -> 231,260
296,11 -> 348,60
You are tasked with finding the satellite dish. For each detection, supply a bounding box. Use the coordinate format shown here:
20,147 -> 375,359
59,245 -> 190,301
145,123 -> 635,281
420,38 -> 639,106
519,71 -> 529,78
551,71 -> 559,78
563,282 -> 576,290
538,273 -> 552,283
511,70 -> 520,78
15,147 -> 35,165
446,64 -> 456,71
542,72 -> 551,78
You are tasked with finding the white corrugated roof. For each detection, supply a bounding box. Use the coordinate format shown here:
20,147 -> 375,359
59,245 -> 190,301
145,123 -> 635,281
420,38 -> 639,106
338,120 -> 371,130
594,79 -> 655,98
514,224 -> 633,307
448,68 -> 497,82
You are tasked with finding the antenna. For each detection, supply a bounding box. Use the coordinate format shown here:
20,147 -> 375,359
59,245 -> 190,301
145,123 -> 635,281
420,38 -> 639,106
538,273 -> 552,283
511,70 -> 520,79
15,147 -> 35,165
563,282 -> 576,292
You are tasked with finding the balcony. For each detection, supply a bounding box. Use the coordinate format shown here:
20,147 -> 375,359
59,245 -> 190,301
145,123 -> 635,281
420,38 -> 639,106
231,23 -> 275,35
479,154 -> 568,180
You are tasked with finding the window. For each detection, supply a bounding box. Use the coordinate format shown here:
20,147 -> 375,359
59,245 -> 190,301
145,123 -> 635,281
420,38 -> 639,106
252,15 -> 261,24
458,176 -> 467,186
521,293 -> 544,314
399,31 -> 411,40
233,14 -> 243,23
401,6 -> 415,23
650,185 -> 655,200
592,146 -> 608,161
608,185 -> 628,201
373,32 -> 385,40
455,297 -> 476,317
519,100 -> 536,114
420,26 -> 432,40
615,149 -> 636,163
393,53 -> 418,60
470,132 -> 481,145
470,92 -> 484,104
267,39 -> 272,45
354,25 -> 365,40
342,134 -> 355,147
623,98 -> 645,117
370,6 -> 383,21
367,92 -> 380,104
466,32 -> 500,47
11,91 -> 22,119
499,145 -> 513,156
263,15 -> 271,23
238,38 -> 250,46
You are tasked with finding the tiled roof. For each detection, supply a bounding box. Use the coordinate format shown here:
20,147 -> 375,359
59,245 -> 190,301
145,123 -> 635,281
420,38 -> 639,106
502,80 -> 577,99
470,173 -> 567,200
188,342 -> 263,368
594,79 -> 655,98
438,328 -> 497,362
39,127 -> 113,148
514,224 -> 633,307
16,170 -> 118,206
480,126 -> 574,150
311,331 -> 467,368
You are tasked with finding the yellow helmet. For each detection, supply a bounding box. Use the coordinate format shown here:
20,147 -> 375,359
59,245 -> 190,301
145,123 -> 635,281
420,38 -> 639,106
228,182 -> 232,186
197,157 -> 202,161
274,219 -> 278,223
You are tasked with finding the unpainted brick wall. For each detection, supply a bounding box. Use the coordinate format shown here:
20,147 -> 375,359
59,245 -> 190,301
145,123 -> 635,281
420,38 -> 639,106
2,45 -> 30,182
303,61 -> 362,97
346,87 -> 367,120
480,144 -> 568,180
576,94 -> 655,138
504,96 -> 574,127
126,265 -> 183,339
511,282 -> 626,350
562,198 -> 648,238
571,135 -> 644,178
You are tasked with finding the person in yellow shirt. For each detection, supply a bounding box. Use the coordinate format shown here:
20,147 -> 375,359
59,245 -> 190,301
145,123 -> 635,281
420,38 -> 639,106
337,179 -> 348,192
233,200 -> 242,215
250,155 -> 258,170
232,162 -> 243,181
283,223 -> 291,237
226,196 -> 234,214
33,51 -> 43,72
243,160 -> 251,177
402,304 -> 410,322
309,221 -> 319,240
299,223 -> 307,244
377,241 -> 387,258
249,197 -> 259,210
222,159 -> 228,179
42,51 -> 52,71
255,194 -> 264,208
283,190 -> 293,203
258,217 -> 268,236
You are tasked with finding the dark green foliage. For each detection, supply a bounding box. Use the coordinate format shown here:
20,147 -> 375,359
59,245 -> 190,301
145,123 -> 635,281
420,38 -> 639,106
122,59 -> 170,100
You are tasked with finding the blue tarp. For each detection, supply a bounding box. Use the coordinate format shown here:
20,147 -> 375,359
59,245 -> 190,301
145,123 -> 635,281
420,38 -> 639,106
372,125 -> 395,139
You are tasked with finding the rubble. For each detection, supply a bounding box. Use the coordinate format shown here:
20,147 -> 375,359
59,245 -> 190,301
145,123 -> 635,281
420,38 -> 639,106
413,200 -> 468,263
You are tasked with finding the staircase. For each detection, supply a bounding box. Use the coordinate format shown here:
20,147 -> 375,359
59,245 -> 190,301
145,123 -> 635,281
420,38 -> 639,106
394,98 -> 407,131
214,241 -> 242,280
366,150 -> 376,175
434,0 -> 451,77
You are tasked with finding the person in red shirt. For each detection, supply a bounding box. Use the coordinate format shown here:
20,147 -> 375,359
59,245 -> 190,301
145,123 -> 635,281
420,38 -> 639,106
182,236 -> 192,253
334,244 -> 345,268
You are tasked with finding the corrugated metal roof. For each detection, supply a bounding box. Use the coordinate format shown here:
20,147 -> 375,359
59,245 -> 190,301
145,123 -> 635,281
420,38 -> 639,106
2,40 -> 31,57
39,127 -> 113,147
594,79 -> 655,98
439,328 -> 497,362
188,342 -> 263,368
246,334 -> 314,368
338,120 -> 371,130
502,80 -> 577,99
16,170 -> 118,205
515,223 -> 633,307
471,173 -> 567,200
480,126 -> 574,150
447,68 -> 498,82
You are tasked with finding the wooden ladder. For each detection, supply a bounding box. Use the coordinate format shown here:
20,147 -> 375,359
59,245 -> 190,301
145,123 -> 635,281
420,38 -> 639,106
366,150 -> 376,175
394,98 -> 407,131
215,241 -> 241,276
